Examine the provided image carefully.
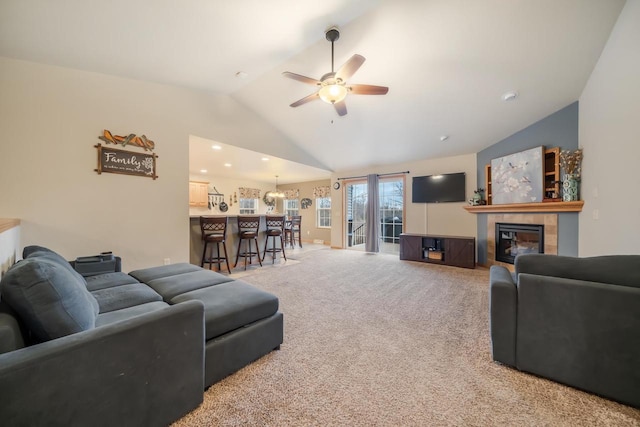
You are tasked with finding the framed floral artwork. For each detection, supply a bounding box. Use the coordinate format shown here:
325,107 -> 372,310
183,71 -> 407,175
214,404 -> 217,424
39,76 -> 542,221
490,146 -> 544,204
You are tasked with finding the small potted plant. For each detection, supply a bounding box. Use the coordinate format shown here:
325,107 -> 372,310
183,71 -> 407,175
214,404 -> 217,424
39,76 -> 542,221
471,188 -> 486,205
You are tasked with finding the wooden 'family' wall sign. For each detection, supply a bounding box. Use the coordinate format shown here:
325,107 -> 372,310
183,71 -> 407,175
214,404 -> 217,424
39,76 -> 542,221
95,129 -> 158,179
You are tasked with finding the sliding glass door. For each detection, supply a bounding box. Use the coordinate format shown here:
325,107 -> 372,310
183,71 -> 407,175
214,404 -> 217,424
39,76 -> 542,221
345,182 -> 368,248
344,176 -> 404,254
378,180 -> 404,253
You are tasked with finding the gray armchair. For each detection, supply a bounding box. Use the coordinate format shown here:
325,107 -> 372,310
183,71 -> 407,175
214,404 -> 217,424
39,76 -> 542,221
490,254 -> 640,408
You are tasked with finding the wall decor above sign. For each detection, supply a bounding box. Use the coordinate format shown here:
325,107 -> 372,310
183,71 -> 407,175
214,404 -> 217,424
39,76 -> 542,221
95,144 -> 158,179
98,129 -> 155,151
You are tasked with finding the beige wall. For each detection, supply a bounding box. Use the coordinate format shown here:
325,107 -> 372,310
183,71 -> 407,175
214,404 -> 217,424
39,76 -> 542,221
330,154 -> 477,249
578,0 -> 640,256
0,57 -> 308,271
278,179 -> 332,244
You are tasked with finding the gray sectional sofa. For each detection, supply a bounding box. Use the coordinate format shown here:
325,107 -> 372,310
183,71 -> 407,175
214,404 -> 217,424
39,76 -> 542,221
490,253 -> 640,408
0,246 -> 283,426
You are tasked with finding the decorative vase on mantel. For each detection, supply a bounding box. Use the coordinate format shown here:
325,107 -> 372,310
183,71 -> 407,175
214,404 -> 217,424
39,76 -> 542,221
562,174 -> 579,202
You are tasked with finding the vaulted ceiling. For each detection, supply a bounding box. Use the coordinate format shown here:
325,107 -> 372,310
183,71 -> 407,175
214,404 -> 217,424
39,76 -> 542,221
0,0 -> 626,182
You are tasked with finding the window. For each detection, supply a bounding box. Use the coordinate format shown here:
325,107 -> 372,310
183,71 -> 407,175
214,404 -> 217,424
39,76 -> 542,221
239,198 -> 258,214
284,199 -> 299,219
316,197 -> 331,228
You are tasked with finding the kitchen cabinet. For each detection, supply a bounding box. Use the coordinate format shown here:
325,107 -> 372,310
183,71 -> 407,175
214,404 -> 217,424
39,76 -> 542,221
189,181 -> 209,207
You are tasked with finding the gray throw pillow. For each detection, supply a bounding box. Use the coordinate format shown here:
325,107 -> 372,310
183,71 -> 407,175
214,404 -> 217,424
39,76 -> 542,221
0,257 -> 99,341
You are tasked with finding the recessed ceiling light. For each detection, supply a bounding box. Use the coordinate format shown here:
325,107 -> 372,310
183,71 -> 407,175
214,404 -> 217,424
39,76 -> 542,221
440,135 -> 449,142
200,169 -> 207,173
212,145 -> 222,150
224,163 -> 232,167
261,157 -> 269,161
502,91 -> 518,101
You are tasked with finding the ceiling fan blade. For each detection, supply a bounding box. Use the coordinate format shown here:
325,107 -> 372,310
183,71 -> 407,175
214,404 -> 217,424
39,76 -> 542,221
335,54 -> 366,82
290,92 -> 320,108
349,84 -> 389,95
282,71 -> 321,86
334,100 -> 347,116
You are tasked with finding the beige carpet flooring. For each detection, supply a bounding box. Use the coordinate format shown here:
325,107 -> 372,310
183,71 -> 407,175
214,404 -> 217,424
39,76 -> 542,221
174,248 -> 640,426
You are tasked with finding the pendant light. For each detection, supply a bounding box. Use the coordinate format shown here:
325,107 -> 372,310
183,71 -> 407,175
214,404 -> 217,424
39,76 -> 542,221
266,175 -> 285,198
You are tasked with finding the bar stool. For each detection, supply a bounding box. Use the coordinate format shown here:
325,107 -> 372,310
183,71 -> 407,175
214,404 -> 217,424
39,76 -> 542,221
262,215 -> 287,264
200,216 -> 231,274
284,215 -> 302,248
234,216 -> 263,270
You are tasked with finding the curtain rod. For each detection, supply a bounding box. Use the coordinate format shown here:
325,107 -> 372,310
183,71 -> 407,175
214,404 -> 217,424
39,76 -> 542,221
337,171 -> 410,181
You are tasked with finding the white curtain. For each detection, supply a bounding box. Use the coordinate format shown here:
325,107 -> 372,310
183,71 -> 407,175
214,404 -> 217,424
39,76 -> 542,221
365,174 -> 380,253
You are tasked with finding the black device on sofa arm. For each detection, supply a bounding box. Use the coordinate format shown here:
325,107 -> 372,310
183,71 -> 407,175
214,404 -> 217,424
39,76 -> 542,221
71,251 -> 121,277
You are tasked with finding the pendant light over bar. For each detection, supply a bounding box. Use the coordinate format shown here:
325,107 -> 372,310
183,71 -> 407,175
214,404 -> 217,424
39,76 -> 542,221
265,175 -> 285,198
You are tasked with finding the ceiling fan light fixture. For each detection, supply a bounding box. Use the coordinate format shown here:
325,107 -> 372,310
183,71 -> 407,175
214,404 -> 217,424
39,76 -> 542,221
318,83 -> 348,104
283,26 -> 388,115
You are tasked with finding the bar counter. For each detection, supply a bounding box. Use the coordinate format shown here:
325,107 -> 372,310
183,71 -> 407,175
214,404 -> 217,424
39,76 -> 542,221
189,215 -> 275,267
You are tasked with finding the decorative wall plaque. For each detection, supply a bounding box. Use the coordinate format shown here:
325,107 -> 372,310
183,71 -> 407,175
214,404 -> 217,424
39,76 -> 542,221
95,144 -> 158,179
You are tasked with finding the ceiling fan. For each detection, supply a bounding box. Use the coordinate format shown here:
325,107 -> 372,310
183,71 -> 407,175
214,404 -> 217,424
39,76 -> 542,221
282,27 -> 389,117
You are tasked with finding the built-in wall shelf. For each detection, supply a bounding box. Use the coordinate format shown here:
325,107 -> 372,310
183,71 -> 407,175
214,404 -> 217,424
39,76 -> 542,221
0,218 -> 20,234
463,201 -> 583,214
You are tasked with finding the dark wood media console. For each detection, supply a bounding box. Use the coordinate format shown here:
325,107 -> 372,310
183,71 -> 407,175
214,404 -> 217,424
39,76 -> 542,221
399,233 -> 475,269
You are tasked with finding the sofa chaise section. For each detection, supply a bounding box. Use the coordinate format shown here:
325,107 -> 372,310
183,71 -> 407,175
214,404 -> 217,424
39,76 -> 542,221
129,263 -> 284,387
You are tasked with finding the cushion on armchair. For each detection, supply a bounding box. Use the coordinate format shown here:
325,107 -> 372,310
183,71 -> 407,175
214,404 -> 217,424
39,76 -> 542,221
0,257 -> 99,342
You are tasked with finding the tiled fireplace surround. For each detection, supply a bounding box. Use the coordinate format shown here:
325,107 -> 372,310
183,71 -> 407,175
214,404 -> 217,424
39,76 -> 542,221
487,214 -> 557,271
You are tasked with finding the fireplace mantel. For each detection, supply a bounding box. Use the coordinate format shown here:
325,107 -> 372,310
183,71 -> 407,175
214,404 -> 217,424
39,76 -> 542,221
463,201 -> 583,214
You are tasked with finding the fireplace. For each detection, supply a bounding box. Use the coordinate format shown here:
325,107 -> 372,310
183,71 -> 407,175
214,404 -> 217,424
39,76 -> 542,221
495,223 -> 544,264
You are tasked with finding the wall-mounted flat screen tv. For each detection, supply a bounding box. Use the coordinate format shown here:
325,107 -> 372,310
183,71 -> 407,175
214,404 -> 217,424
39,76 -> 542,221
412,172 -> 466,203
